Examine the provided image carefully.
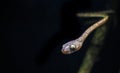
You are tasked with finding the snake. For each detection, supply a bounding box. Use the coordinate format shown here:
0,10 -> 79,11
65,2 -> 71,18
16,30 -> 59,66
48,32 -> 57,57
61,10 -> 114,54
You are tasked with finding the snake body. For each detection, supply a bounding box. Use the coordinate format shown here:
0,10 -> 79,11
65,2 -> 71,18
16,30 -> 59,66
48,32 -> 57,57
61,10 -> 114,54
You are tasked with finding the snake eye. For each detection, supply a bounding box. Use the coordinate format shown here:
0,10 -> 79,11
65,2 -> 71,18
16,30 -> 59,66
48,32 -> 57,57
70,45 -> 76,51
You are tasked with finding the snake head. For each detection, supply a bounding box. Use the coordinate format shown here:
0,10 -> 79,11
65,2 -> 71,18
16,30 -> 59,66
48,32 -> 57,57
61,40 -> 83,54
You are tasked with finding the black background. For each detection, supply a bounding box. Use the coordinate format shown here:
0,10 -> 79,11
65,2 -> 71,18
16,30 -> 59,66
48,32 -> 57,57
1,0 -> 120,73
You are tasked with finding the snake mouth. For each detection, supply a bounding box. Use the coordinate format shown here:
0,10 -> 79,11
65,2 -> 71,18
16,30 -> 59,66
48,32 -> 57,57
61,48 -> 79,54
61,48 -> 71,54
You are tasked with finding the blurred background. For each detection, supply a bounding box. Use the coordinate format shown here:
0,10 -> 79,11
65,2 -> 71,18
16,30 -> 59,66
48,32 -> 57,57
1,0 -> 120,73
